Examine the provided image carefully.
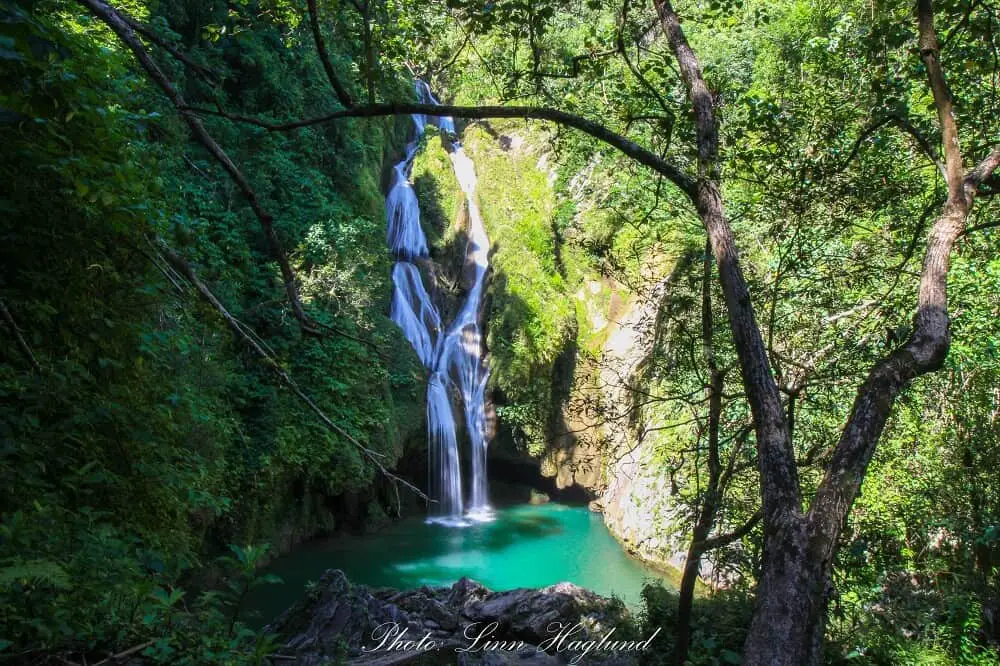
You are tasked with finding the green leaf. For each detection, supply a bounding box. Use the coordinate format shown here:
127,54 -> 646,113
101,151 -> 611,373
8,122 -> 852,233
721,649 -> 742,664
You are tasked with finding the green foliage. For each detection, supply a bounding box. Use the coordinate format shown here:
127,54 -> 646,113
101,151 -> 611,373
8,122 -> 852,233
0,0 -> 423,660
462,122 -> 577,454
411,121 -> 578,453
639,582 -> 753,666
4,0 -> 1000,662
120,542 -> 285,665
434,0 -> 1000,661
411,131 -> 463,254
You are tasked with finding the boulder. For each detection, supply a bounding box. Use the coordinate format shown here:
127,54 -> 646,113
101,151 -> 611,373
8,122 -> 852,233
267,570 -> 641,665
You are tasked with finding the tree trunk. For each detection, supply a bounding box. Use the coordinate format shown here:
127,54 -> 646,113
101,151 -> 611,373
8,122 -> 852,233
362,3 -> 377,104
742,518 -> 830,665
675,243 -> 725,665
674,539 -> 704,664
306,0 -> 354,108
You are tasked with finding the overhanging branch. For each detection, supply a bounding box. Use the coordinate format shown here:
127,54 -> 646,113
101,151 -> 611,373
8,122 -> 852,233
180,102 -> 697,198
118,10 -> 219,86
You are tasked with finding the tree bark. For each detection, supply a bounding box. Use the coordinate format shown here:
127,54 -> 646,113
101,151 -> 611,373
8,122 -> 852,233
674,538 -> 706,665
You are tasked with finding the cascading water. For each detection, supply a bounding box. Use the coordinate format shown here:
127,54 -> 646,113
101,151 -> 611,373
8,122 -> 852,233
386,81 -> 493,526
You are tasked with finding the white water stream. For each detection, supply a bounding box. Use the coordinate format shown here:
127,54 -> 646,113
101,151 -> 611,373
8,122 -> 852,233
387,82 -> 492,526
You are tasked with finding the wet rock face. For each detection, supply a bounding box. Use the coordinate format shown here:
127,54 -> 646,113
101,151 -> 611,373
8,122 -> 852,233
554,261 -> 698,575
600,441 -> 689,572
267,570 -> 640,665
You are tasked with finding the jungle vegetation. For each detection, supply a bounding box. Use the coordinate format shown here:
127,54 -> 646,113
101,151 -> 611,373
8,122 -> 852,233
1,0 -> 999,664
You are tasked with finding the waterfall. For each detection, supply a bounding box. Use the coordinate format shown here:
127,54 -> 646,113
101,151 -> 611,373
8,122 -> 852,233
386,81 -> 493,526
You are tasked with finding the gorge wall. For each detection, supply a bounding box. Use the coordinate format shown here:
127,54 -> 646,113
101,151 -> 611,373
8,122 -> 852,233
411,116 -> 693,572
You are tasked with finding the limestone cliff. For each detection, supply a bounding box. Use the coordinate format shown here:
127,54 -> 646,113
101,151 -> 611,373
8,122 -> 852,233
591,262 -> 691,570
415,118 -> 694,573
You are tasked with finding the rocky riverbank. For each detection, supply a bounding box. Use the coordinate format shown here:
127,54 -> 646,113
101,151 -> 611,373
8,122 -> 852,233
266,570 -> 652,665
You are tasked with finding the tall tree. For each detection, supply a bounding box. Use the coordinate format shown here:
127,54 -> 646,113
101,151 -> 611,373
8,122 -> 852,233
76,0 -> 1000,661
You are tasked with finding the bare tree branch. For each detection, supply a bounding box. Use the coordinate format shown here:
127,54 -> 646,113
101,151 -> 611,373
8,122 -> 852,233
0,299 -> 40,372
118,10 -> 219,85
942,0 -> 985,47
966,145 -> 1000,189
344,0 -> 377,103
156,239 -> 428,505
424,32 -> 470,78
673,240 -> 728,665
701,510 -> 763,551
832,114 -> 945,179
961,217 -> 1000,236
618,0 -> 675,126
920,0 -> 966,198
892,113 -> 948,177
179,102 -> 698,196
306,0 -> 354,107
